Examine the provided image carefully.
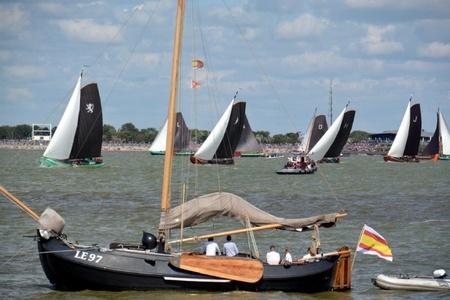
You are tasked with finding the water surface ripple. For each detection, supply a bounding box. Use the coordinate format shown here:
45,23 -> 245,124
0,149 -> 449,299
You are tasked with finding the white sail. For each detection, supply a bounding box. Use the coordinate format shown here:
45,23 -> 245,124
149,120 -> 168,152
299,112 -> 315,153
439,111 -> 450,156
307,107 -> 346,161
387,101 -> 411,158
194,99 -> 234,161
43,75 -> 81,160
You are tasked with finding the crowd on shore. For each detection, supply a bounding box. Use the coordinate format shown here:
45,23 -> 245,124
0,139 -> 388,155
0,140 -> 151,152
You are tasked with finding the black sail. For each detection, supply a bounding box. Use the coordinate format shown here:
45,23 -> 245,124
324,110 -> 355,158
422,112 -> 440,156
69,83 -> 103,159
214,102 -> 246,159
174,112 -> 191,151
235,114 -> 262,153
309,115 -> 328,152
403,103 -> 421,156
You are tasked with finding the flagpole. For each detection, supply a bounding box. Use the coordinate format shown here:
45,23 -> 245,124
351,225 -> 365,272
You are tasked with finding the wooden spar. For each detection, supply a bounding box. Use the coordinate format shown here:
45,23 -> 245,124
160,0 -> 185,213
170,253 -> 263,283
169,223 -> 282,244
0,185 -> 40,221
168,212 -> 347,244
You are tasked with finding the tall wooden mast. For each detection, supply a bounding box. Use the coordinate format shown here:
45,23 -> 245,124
161,0 -> 185,214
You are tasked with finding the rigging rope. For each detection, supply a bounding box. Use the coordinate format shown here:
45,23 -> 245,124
194,0 -> 230,192
71,1 -> 163,160
219,0 -> 346,212
220,0 -> 299,135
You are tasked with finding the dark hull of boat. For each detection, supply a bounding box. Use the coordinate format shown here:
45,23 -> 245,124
238,153 -> 266,157
190,156 -> 234,165
37,233 -> 339,292
383,156 -> 419,163
319,157 -> 340,163
416,154 -> 439,161
150,151 -> 194,156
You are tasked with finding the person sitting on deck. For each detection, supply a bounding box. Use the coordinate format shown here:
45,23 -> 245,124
281,247 -> 293,265
301,247 -> 316,261
222,235 -> 239,257
205,237 -> 221,256
299,156 -> 307,169
266,245 -> 281,265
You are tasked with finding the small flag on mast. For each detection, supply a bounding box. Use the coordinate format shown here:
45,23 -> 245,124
356,224 -> 393,261
191,80 -> 201,89
192,59 -> 204,69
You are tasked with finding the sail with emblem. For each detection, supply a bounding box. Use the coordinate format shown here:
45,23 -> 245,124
323,110 -> 355,158
40,73 -> 103,167
191,99 -> 246,164
384,99 -> 421,162
299,111 -> 328,154
307,106 -> 354,161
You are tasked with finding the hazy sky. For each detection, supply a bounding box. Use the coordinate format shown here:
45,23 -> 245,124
1,0 -> 450,134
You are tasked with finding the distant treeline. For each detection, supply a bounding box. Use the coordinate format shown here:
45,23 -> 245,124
0,124 -> 370,144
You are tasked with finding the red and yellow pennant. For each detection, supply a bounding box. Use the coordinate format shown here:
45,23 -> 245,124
191,80 -> 201,89
356,224 -> 393,261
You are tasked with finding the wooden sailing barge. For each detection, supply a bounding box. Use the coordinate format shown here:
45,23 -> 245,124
190,99 -> 246,165
384,99 -> 421,162
39,73 -> 104,168
307,105 -> 355,163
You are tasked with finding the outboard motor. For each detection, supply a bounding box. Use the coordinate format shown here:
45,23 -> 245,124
141,231 -> 157,250
433,269 -> 447,279
38,207 -> 65,239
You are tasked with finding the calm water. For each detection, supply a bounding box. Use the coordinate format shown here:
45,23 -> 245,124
0,149 -> 449,299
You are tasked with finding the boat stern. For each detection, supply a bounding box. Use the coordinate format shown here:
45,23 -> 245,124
331,246 -> 352,291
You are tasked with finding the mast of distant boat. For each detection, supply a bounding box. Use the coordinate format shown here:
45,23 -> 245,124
160,0 -> 185,248
329,79 -> 333,125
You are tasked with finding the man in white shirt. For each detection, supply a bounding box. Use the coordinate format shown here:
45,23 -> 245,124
281,247 -> 293,265
301,247 -> 318,261
205,237 -> 221,256
223,235 -> 239,257
266,245 -> 280,265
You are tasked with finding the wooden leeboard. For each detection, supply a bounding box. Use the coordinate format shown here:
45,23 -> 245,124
171,254 -> 263,283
